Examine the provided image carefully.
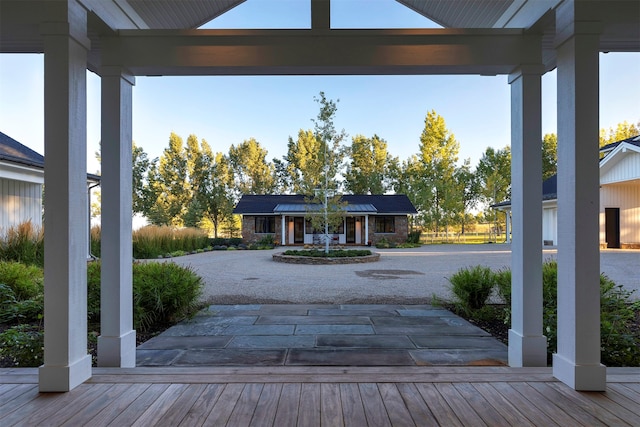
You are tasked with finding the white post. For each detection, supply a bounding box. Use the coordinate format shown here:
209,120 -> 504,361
552,0 -> 606,391
39,0 -> 92,392
365,215 -> 369,245
505,210 -> 511,244
98,67 -> 136,367
508,65 -> 547,367
281,215 -> 286,246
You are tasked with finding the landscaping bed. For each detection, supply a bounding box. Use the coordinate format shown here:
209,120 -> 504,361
273,249 -> 380,265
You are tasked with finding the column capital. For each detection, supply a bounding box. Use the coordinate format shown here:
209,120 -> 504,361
100,66 -> 136,85
40,22 -> 91,51
508,64 -> 545,84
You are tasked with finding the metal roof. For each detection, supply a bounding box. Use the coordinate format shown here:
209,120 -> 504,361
274,203 -> 377,214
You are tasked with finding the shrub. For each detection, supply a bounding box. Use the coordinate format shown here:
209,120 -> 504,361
448,265 -> 494,312
90,225 -> 101,258
0,221 -> 44,266
257,234 -> 275,247
0,325 -> 44,367
493,268 -> 511,306
375,238 -> 390,248
132,261 -> 203,332
283,249 -> 372,257
132,226 -> 209,259
407,231 -> 422,244
87,261 -> 101,322
0,261 -> 44,300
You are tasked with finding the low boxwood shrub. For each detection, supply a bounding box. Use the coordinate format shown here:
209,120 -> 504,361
0,261 -> 43,300
448,265 -> 495,312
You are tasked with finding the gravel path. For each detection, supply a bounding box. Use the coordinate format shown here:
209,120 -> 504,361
165,244 -> 640,304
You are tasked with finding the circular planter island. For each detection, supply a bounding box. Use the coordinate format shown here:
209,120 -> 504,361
272,249 -> 380,265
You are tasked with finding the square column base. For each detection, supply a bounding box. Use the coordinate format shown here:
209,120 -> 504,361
508,329 -> 547,367
553,353 -> 606,391
39,354 -> 92,392
98,329 -> 137,367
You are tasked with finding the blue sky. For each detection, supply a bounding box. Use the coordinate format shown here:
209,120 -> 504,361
0,0 -> 639,175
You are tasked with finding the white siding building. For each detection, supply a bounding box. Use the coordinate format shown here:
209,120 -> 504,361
0,131 -> 45,232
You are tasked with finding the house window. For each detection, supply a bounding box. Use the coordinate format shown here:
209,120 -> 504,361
375,216 -> 395,233
305,219 -> 345,234
255,216 -> 275,233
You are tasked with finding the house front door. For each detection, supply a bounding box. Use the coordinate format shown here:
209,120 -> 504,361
605,207 -> 620,248
294,217 -> 304,244
346,217 -> 356,244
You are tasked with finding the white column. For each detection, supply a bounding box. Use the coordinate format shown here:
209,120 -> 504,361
365,215 -> 369,245
508,66 -> 547,367
39,1 -> 92,392
552,0 -> 606,391
281,215 -> 286,246
98,67 -> 136,367
505,211 -> 511,244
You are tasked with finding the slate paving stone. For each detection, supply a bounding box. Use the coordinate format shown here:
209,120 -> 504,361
287,349 -> 415,366
183,315 -> 258,326
137,336 -> 231,350
308,309 -> 399,317
409,349 -> 508,366
294,325 -> 375,335
397,309 -> 457,317
258,304 -> 336,314
370,316 -> 450,326
222,325 -> 295,336
173,349 -> 287,366
137,349 -> 182,366
255,315 -> 372,325
340,304 -> 405,310
373,325 -> 490,336
158,324 -> 228,337
316,335 -> 415,349
227,335 -> 316,349
206,304 -> 262,312
409,335 -> 508,350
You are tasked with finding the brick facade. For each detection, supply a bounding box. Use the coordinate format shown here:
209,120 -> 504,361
367,215 -> 409,245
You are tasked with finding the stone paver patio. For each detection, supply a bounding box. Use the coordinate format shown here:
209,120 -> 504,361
137,304 -> 508,367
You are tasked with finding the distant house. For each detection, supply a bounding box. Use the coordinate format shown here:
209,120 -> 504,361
233,194 -> 417,246
0,131 -> 100,233
0,131 -> 45,231
493,134 -> 640,248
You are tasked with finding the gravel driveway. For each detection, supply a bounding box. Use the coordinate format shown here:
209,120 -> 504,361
167,244 -> 640,304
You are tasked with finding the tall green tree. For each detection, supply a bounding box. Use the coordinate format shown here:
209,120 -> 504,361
599,120 -> 640,146
476,146 -> 511,230
132,142 -> 153,215
541,133 -> 557,181
283,129 -> 325,194
344,134 -> 397,194
452,159 -> 480,234
416,110 -> 460,234
228,138 -> 276,200
146,132 -> 190,226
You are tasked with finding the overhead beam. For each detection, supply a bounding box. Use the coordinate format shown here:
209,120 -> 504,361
102,28 -> 541,76
311,0 -> 330,30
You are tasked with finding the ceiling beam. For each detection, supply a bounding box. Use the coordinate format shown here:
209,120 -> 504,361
311,0 -> 331,30
102,28 -> 541,76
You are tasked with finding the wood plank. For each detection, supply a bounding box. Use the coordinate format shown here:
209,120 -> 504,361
151,384 -> 208,426
453,383 -> 509,426
178,383 -> 224,426
625,383 -> 640,394
489,383 -> 560,426
547,383 -> 632,425
203,383 -> 246,426
298,383 -> 321,427
109,383 -> 171,426
471,382 -> 536,427
530,383 -> 605,426
0,384 -> 38,417
0,383 -> 19,398
511,383 -> 576,425
435,383 -> 486,427
320,383 -> 344,427
609,383 -> 640,405
552,384 -> 640,426
250,383 -> 283,427
62,384 -> 139,426
340,383 -> 368,426
377,383 -> 416,427
395,383 -> 439,426
227,383 -> 264,426
131,383 -> 190,426
272,383 -> 301,427
606,384 -> 640,415
359,383 -> 392,427
414,383 -> 463,427
84,383 -> 151,426
24,384 -> 114,425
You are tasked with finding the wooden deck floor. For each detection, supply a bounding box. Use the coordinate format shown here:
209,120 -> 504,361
1,367 -> 639,426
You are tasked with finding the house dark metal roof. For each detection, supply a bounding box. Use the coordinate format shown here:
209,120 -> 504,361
274,203 -> 377,214
599,134 -> 640,153
0,131 -> 44,169
492,174 -> 557,209
234,194 -> 417,215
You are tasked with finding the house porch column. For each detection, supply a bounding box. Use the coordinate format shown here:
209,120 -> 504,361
39,0 -> 92,392
281,215 -> 286,246
365,215 -> 369,245
552,0 -> 606,391
508,65 -> 547,367
98,66 -> 136,367
505,210 -> 511,244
